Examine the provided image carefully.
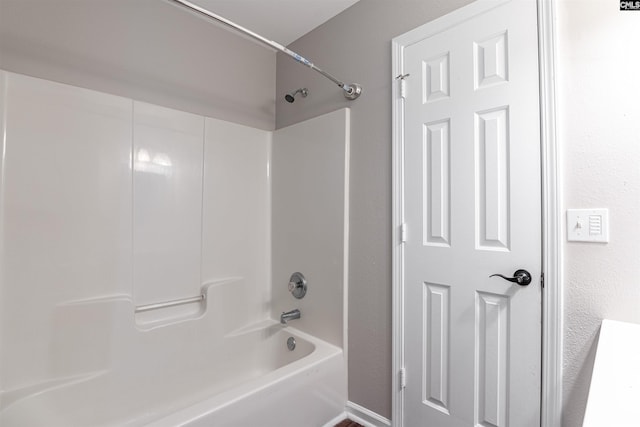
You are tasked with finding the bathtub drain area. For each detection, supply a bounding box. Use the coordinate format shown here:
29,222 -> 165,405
287,337 -> 296,351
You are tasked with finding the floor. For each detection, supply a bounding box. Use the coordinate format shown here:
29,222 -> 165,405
334,420 -> 365,427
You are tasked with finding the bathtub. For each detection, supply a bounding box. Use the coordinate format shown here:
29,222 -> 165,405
0,304 -> 346,427
147,324 -> 346,427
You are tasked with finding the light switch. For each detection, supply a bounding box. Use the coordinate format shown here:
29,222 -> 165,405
567,209 -> 609,243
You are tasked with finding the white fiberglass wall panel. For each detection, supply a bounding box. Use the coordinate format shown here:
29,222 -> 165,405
201,118 -> 271,328
0,71 -> 133,391
132,102 -> 204,306
0,70 -> 274,400
271,108 -> 350,348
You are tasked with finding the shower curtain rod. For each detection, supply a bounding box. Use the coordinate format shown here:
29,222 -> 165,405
167,0 -> 362,100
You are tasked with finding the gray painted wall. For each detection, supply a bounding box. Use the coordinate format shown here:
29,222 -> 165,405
0,0 -> 276,130
276,0 -> 475,418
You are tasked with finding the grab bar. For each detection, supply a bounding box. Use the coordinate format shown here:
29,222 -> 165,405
134,293 -> 206,313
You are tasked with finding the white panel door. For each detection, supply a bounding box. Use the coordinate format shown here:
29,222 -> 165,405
400,1 -> 541,426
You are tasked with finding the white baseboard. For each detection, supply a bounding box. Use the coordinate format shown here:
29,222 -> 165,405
322,412 -> 348,427
345,401 -> 391,427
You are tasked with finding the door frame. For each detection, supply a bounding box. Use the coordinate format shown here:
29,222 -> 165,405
390,1 -> 562,426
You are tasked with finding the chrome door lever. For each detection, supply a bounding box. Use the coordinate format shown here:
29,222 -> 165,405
490,269 -> 532,286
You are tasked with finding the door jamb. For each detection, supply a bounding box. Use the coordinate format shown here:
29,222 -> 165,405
390,1 -> 562,426
537,0 -> 562,425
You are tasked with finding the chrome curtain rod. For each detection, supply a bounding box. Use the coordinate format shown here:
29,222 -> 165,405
166,0 -> 362,100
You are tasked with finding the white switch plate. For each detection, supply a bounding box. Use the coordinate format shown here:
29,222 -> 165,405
567,209 -> 609,243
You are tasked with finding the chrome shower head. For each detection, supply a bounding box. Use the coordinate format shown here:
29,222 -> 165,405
285,88 -> 308,103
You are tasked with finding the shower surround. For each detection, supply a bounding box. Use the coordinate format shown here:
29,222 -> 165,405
0,70 -> 349,426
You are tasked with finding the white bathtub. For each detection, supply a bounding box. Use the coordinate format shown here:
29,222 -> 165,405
147,325 -> 346,427
0,309 -> 346,427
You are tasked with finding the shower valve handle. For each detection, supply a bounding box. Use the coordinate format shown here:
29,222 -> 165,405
288,281 -> 298,293
288,272 -> 307,299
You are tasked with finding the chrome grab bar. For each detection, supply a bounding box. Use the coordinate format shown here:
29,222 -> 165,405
134,293 -> 206,313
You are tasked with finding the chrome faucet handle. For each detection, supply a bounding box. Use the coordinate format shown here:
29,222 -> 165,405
288,272 -> 307,299
288,281 -> 297,293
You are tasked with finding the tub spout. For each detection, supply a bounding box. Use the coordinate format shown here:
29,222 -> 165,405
280,309 -> 301,324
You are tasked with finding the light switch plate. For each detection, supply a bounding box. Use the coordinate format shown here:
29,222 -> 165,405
567,209 -> 609,243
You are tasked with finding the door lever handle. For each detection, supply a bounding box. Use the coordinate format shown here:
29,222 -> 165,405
490,269 -> 532,286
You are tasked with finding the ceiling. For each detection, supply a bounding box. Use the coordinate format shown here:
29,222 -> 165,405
190,0 -> 360,45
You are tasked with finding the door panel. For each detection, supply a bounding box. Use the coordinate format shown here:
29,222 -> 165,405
401,1 -> 541,426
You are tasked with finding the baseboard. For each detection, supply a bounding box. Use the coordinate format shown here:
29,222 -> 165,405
323,412 -> 348,427
345,401 -> 391,427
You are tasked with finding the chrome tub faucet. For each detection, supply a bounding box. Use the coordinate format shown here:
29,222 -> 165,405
280,309 -> 301,324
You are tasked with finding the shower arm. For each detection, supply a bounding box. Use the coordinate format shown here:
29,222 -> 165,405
166,0 -> 362,100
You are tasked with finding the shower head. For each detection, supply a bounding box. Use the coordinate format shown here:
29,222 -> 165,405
285,88 -> 308,103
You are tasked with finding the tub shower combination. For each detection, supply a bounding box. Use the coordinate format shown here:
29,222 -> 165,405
1,290 -> 344,426
0,1 -> 355,424
0,70 -> 350,426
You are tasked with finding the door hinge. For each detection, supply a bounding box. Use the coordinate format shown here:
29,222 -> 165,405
395,73 -> 410,99
399,367 -> 407,389
540,272 -> 545,288
400,223 -> 407,243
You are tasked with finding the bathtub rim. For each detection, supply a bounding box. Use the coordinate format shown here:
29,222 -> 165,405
143,322 -> 346,426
